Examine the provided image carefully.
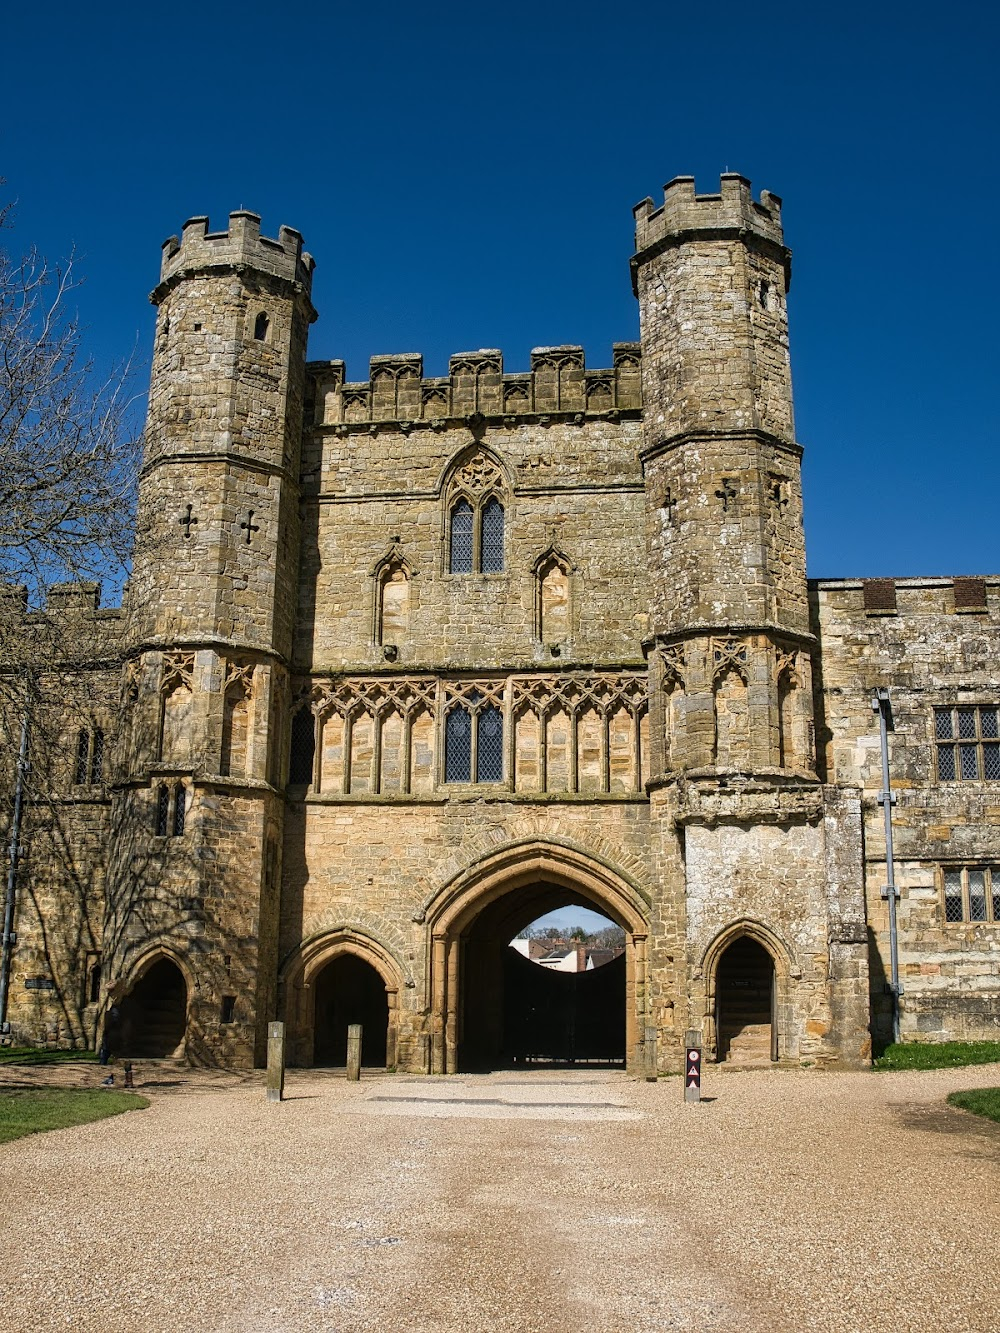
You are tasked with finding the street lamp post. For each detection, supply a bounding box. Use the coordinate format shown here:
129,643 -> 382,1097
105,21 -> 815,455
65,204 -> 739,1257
871,687 -> 901,1045
0,712 -> 29,1035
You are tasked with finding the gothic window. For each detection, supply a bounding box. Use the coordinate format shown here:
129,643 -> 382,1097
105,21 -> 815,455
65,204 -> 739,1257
480,498 -> 505,573
942,866 -> 1000,923
253,311 -> 270,342
289,707 -> 316,786
477,706 -> 504,782
449,499 -> 474,574
445,707 -> 472,783
935,706 -> 1000,781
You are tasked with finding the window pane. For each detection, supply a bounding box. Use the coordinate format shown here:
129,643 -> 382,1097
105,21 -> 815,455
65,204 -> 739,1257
969,869 -> 987,920
155,784 -> 170,836
480,498 -> 504,573
173,786 -> 186,837
981,709 -> 998,739
958,707 -> 977,739
289,708 -> 316,785
960,745 -> 979,780
450,499 -> 474,574
991,868 -> 1000,922
984,744 -> 1000,780
90,729 -> 104,783
75,730 -> 89,785
477,706 -> 504,782
938,746 -> 955,780
934,710 -> 953,740
944,870 -> 964,922
445,708 -> 472,782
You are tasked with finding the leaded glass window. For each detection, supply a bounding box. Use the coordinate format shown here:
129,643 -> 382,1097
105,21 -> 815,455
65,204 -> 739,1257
481,498 -> 504,573
90,729 -> 104,783
941,865 -> 1000,922
155,784 -> 170,836
477,706 -> 504,782
935,706 -> 1000,781
289,707 -> 316,786
445,707 -> 472,782
75,730 -> 90,785
450,499 -> 474,574
173,785 -> 186,837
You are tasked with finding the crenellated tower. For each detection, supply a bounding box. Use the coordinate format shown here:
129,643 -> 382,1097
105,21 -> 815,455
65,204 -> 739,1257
106,213 -> 316,1064
633,174 -> 816,786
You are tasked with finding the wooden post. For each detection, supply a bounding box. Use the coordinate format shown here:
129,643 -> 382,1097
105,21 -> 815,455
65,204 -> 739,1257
346,1023 -> 362,1081
684,1026 -> 702,1104
644,1024 -> 658,1082
266,1021 -> 285,1103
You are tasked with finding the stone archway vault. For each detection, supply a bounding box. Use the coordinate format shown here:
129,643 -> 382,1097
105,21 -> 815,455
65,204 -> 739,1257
423,842 -> 651,1075
280,929 -> 403,1068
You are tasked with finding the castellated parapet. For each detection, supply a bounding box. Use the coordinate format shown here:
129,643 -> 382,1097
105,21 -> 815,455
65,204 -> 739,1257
154,211 -> 315,302
307,343 -> 642,428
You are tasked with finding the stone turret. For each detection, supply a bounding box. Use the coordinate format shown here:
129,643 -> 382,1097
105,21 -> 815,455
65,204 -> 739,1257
104,212 -> 317,1066
633,174 -> 816,784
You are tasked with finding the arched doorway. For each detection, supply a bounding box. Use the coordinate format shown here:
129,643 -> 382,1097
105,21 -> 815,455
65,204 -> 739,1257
313,954 -> 389,1067
426,842 -> 650,1074
118,957 -> 187,1058
714,936 -> 776,1063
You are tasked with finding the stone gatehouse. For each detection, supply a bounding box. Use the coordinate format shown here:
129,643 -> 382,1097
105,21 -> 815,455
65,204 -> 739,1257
4,173 -> 998,1071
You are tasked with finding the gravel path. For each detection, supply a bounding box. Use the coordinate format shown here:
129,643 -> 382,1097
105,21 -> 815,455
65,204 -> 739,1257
1,1061 -> 998,1332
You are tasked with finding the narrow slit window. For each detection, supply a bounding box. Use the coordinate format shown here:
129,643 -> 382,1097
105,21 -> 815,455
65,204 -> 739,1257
289,708 -> 316,786
445,707 -> 472,782
253,311 -> 270,342
480,498 -> 505,573
220,996 -> 236,1025
450,499 -> 474,574
90,729 -> 104,783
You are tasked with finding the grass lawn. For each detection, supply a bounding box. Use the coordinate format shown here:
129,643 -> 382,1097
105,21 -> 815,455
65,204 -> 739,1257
947,1088 -> 1000,1124
0,1089 -> 148,1144
0,1046 -> 98,1066
873,1040 -> 1000,1071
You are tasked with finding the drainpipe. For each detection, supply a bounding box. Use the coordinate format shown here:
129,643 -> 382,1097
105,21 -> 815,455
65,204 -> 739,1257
871,688 -> 901,1044
0,712 -> 30,1034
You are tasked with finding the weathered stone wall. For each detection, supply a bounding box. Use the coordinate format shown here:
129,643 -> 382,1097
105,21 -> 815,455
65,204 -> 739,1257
813,576 -> 1000,1044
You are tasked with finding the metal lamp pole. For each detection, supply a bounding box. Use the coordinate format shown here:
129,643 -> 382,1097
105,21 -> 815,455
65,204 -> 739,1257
0,712 -> 30,1035
871,687 -> 901,1044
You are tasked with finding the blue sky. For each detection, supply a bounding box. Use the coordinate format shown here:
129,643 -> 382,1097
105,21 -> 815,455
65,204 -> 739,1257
3,1 -> 997,579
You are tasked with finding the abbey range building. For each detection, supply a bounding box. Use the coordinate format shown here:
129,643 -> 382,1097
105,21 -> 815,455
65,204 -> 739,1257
4,172 -> 998,1074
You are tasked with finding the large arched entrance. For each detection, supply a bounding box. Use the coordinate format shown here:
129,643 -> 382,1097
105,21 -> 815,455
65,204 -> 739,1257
313,954 -> 389,1067
118,956 -> 188,1058
426,842 -> 650,1074
714,936 -> 777,1063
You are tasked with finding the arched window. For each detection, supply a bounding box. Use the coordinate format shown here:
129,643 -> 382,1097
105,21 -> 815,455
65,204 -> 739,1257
253,311 -> 270,342
449,499 -> 474,574
445,699 -> 504,785
480,498 -> 504,573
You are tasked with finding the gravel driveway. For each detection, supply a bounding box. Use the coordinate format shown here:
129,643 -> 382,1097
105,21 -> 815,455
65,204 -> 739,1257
1,1061 -> 998,1332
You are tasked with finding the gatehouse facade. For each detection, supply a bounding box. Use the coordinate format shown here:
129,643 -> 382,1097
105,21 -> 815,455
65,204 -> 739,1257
4,174 -> 999,1070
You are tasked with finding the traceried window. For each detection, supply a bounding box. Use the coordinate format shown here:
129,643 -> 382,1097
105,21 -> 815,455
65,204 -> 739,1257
935,706 -> 1000,781
444,449 -> 506,574
480,498 -> 505,573
444,699 -> 504,784
943,866 -> 1000,923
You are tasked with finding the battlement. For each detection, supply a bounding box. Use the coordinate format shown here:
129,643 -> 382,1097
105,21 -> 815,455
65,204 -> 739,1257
157,211 -> 315,295
632,173 -> 785,258
307,344 -> 642,428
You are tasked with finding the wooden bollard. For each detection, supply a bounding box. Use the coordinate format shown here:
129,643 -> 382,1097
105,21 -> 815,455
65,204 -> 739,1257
644,1024 -> 658,1082
346,1023 -> 362,1081
266,1021 -> 285,1103
684,1027 -> 702,1104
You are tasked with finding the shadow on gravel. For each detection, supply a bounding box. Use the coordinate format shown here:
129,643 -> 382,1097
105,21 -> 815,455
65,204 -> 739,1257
892,1101 -> 1000,1148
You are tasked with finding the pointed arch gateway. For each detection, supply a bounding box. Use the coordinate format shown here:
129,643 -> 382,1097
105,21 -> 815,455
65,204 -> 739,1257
280,929 -> 404,1068
701,920 -> 796,1064
423,841 -> 650,1074
116,946 -> 191,1059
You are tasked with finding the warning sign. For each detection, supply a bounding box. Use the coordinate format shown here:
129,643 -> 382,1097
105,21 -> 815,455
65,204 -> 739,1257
686,1046 -> 701,1089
